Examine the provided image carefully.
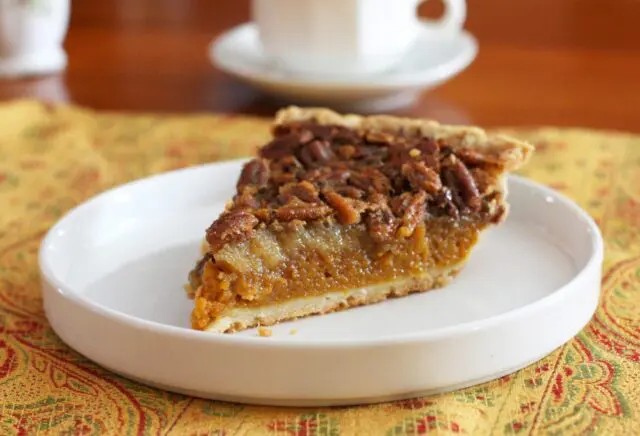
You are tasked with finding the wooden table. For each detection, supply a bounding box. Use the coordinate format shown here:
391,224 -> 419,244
1,0 -> 638,131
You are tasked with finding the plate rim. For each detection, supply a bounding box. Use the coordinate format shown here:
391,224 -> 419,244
39,160 -> 604,349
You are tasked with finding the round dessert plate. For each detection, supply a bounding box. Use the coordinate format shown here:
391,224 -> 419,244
209,23 -> 478,112
40,159 -> 603,407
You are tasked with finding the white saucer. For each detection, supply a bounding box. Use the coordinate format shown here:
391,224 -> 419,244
209,23 -> 478,112
40,160 -> 603,407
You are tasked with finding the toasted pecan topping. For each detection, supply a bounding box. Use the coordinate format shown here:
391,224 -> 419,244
349,167 -> 391,194
337,145 -> 357,160
335,185 -> 364,199
260,133 -> 299,160
438,187 -> 460,220
204,121 -> 512,251
206,210 -> 259,251
298,139 -> 335,166
399,191 -> 428,236
238,158 -> 270,190
276,203 -> 332,222
324,191 -> 361,225
253,208 -> 273,222
366,206 -> 397,243
402,161 -> 442,194
449,156 -> 481,212
278,180 -> 320,204
235,189 -> 261,209
456,148 -> 502,167
365,131 -> 396,144
470,168 -> 494,195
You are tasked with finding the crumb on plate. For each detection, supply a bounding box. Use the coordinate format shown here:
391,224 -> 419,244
258,327 -> 272,337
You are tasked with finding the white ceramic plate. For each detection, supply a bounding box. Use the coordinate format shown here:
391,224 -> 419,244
40,160 -> 603,406
209,23 -> 478,112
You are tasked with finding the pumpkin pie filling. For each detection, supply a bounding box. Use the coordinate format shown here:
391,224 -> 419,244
186,107 -> 534,332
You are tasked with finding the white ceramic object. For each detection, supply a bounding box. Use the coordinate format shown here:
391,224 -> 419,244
210,23 -> 477,112
251,0 -> 466,77
40,160 -> 603,407
0,0 -> 70,77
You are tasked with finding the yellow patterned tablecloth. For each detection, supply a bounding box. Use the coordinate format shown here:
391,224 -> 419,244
0,100 -> 639,435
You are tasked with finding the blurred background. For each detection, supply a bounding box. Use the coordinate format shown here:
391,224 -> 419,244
0,0 -> 638,130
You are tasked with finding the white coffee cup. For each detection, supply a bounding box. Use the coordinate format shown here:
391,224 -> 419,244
252,0 -> 466,78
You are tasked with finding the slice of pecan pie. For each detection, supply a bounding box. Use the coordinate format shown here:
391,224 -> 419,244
186,107 -> 534,332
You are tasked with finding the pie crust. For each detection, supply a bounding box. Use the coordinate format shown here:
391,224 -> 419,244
186,107 -> 534,333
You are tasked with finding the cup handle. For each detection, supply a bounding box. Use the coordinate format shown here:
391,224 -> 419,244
417,0 -> 466,37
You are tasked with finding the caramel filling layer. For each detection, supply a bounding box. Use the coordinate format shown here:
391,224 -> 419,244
190,219 -> 482,330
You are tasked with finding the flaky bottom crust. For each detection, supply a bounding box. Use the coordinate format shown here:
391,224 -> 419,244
203,266 -> 462,333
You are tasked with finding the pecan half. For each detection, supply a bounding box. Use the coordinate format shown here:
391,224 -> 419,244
367,192 -> 389,208
278,180 -> 320,204
470,167 -> 494,195
351,146 -> 376,160
327,167 -> 351,184
337,145 -> 357,160
301,168 -> 326,183
348,168 -> 391,194
456,148 -> 502,168
390,192 -> 412,217
335,186 -> 364,199
237,158 -> 270,190
450,156 -> 481,211
235,188 -> 261,209
270,172 -> 297,185
206,210 -> 259,251
276,204 -> 332,222
438,187 -> 460,219
442,167 -> 465,210
401,161 -> 442,194
260,133 -> 300,160
309,139 -> 335,162
253,208 -> 273,222
306,124 -> 334,140
273,124 -> 313,144
332,127 -> 361,145
399,191 -> 427,236
278,155 -> 304,173
270,156 -> 302,185
324,191 -> 361,225
298,139 -> 335,167
365,131 -> 395,145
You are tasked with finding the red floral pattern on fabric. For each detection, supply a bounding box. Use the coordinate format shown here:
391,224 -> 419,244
0,102 -> 638,434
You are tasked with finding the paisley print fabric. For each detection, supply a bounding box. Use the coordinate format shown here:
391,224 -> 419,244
0,100 -> 638,435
